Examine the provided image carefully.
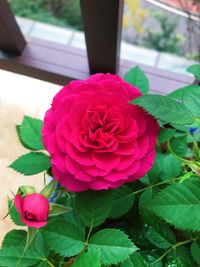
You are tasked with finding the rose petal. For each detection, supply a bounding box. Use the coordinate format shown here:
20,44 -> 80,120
65,156 -> 94,181
92,152 -> 120,171
129,149 -> 156,181
52,166 -> 89,192
115,141 -> 138,155
115,155 -> 137,171
131,105 -> 147,136
66,142 -> 93,166
21,218 -> 47,229
23,193 -> 49,221
52,80 -> 83,107
14,195 -> 24,218
89,177 -> 126,190
117,119 -> 138,143
103,160 -> 140,182
136,136 -> 149,159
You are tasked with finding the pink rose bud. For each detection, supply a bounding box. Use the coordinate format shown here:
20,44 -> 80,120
14,193 -> 49,229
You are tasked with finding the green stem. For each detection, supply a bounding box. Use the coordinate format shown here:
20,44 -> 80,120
53,190 -> 64,203
131,177 -> 179,196
72,220 -> 94,265
153,238 -> 197,264
58,260 -> 64,267
85,222 -> 93,245
46,259 -> 55,267
168,141 -> 200,166
193,141 -> 200,161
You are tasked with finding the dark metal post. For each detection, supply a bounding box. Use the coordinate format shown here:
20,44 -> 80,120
0,0 -> 26,54
80,0 -> 124,74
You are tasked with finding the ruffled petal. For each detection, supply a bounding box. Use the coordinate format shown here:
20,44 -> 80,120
52,166 -> 89,192
92,152 -> 120,171
14,195 -> 24,218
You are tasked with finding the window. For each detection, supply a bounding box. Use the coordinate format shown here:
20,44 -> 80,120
0,0 -> 194,93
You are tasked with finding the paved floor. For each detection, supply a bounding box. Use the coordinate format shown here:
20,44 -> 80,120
16,16 -> 197,76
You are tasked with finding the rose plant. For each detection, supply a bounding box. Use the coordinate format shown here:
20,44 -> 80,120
1,64 -> 200,267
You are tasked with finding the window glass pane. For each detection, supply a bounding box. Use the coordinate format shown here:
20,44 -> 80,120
9,0 -> 85,48
121,0 -> 200,74
9,0 -> 83,30
8,0 -> 200,75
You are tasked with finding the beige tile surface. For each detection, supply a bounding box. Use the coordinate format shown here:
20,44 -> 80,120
0,70 -> 60,246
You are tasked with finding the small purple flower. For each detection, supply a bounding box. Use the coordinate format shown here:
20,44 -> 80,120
189,127 -> 198,134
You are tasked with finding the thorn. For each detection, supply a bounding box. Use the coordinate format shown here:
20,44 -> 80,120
2,211 -> 9,220
9,189 -> 15,197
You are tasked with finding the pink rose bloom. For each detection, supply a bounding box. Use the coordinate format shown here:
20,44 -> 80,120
42,74 -> 159,192
14,193 -> 49,228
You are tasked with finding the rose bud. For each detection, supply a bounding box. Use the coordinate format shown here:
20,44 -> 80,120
14,193 -> 49,228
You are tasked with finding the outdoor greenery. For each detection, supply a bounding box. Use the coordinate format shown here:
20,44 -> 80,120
123,0 -> 148,34
10,0 -> 200,61
142,12 -> 184,55
9,0 -> 83,30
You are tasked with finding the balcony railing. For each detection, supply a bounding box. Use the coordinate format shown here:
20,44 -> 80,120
0,0 -> 193,93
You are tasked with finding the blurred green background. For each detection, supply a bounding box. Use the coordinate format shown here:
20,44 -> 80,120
9,0 -> 83,30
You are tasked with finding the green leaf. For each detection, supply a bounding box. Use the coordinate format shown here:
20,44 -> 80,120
40,179 -> 57,198
33,262 -> 49,267
188,119 -> 200,132
109,185 -> 134,219
1,233 -> 49,267
75,190 -> 113,227
8,199 -> 25,226
148,179 -> 200,231
124,66 -> 149,94
182,86 -> 200,117
2,230 -> 26,248
141,252 -> 162,267
25,227 -> 37,251
89,229 -> 137,265
9,152 -> 51,175
191,240 -> 200,264
145,224 -> 175,249
49,203 -> 71,217
45,252 -> 64,267
187,64 -> 200,80
132,94 -> 194,125
18,116 -> 44,150
120,252 -> 148,267
170,136 -> 187,157
29,232 -> 49,260
158,128 -> 176,143
72,249 -> 101,267
165,246 -> 192,267
41,219 -> 85,257
162,154 -> 182,180
148,155 -> 162,184
0,246 -> 43,266
18,185 -> 36,195
168,84 -> 200,101
139,188 -> 159,225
